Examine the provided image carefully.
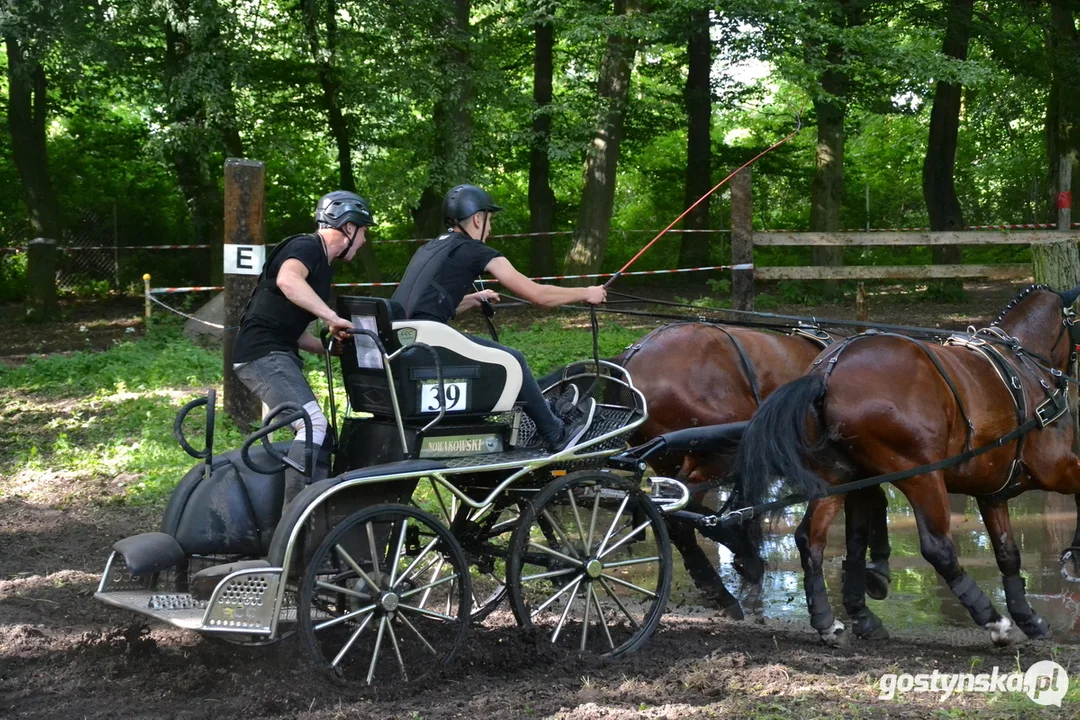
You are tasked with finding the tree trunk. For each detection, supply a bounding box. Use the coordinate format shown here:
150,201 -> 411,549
300,0 -> 381,281
529,2 -> 557,276
1047,0 -> 1080,222
678,8 -> 712,270
923,0 -> 973,295
163,15 -> 225,286
564,0 -> 642,277
5,37 -> 62,242
808,60 -> 845,293
414,0 -> 474,239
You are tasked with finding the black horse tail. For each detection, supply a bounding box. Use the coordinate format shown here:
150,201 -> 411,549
730,374 -> 831,518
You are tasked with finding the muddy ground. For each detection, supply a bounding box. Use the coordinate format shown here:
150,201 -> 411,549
3,281 -> 1080,719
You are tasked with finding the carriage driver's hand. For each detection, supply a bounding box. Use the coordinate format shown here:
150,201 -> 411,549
475,289 -> 501,305
327,314 -> 354,340
583,286 -> 607,305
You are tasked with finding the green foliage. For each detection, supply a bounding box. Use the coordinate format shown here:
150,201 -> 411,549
0,252 -> 27,302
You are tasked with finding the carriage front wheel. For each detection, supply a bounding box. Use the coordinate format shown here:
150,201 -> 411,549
298,504 -> 471,684
506,470 -> 672,658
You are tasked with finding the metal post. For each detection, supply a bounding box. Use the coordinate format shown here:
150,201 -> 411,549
730,167 -> 753,311
222,158 -> 266,430
143,274 -> 151,319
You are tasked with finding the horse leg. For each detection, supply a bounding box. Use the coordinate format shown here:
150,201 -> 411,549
795,495 -> 847,647
1060,494 -> 1080,581
841,489 -> 889,640
667,513 -> 744,619
976,498 -> 1051,639
899,475 -> 1020,646
865,485 -> 892,600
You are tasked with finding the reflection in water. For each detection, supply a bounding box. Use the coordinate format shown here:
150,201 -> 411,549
670,488 -> 1080,640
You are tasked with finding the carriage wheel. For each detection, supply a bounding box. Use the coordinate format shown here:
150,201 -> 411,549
298,504 -> 471,684
506,470 -> 672,658
416,479 -> 522,622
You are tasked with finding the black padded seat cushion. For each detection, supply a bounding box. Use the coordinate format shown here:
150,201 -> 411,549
659,422 -> 748,454
161,443 -> 291,557
266,459 -> 446,567
112,532 -> 186,576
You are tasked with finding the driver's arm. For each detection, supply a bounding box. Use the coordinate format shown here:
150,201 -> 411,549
484,257 -> 605,307
297,332 -> 325,355
277,259 -> 341,324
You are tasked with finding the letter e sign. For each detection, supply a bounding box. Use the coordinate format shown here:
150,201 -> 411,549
224,244 -> 266,275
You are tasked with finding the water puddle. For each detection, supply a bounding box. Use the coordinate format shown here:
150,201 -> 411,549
670,488 -> 1080,638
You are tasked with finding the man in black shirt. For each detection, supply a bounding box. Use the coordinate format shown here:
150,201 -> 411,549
393,184 -> 606,451
233,191 -> 374,508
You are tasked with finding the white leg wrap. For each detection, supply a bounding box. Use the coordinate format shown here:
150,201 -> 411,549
291,400 -> 327,448
987,617 -> 1016,645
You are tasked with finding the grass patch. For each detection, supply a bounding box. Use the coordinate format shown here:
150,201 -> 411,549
1,316 -> 637,507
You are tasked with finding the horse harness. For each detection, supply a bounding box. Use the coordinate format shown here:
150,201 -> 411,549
622,322 -> 836,410
810,324 -> 1073,503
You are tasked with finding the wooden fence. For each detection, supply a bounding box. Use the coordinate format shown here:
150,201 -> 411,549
726,168 -> 1080,309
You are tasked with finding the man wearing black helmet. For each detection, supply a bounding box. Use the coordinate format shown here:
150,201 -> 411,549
233,190 -> 375,508
393,184 -> 607,451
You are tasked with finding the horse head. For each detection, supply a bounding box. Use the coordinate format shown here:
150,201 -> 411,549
991,283 -> 1080,368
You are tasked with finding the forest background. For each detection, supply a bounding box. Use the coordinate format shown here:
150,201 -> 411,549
2,0 -> 1077,303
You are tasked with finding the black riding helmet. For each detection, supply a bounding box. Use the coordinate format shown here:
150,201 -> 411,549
315,190 -> 374,258
442,184 -> 503,226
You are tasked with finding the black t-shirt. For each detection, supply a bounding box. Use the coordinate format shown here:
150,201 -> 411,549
233,234 -> 332,363
391,233 -> 503,323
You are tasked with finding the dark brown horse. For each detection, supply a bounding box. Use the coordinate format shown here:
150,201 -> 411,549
604,322 -> 891,618
733,284 -> 1080,646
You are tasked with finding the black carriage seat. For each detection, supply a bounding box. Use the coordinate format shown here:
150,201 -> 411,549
337,296 -> 523,423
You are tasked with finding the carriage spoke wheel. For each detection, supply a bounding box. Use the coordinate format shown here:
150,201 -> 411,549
418,479 -> 522,622
298,504 -> 471,685
507,471 -> 672,658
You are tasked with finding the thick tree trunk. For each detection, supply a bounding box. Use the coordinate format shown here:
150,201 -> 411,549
565,0 -> 641,277
163,16 -> 225,286
529,2 -> 557,276
809,62 -> 845,289
923,0 -> 973,294
300,0 -> 381,281
5,37 -> 62,242
414,0 -> 474,239
678,8 -> 712,270
1047,0 -> 1080,221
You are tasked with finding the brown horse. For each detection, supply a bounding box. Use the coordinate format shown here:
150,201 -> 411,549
614,322 -> 891,618
733,284 -> 1080,646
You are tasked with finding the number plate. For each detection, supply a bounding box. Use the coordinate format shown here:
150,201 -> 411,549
419,380 -> 469,413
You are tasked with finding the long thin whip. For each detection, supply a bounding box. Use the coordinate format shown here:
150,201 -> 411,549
603,117 -> 802,290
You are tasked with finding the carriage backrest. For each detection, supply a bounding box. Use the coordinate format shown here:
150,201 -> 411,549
337,295 -> 523,422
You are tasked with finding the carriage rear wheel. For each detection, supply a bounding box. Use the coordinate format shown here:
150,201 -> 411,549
415,479 -> 523,623
506,470 -> 672,658
298,504 -> 471,684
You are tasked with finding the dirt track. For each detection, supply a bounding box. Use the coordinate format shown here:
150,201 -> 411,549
4,282 -> 1080,718
2,495 -> 1078,719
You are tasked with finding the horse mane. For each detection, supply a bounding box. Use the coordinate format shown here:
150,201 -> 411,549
989,284 -> 1052,327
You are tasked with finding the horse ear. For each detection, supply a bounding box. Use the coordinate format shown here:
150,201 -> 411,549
1059,284 -> 1080,308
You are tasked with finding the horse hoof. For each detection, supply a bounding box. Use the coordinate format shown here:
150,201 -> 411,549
1018,614 -> 1052,641
865,562 -> 891,601
1060,547 -> 1080,583
987,618 -> 1024,647
819,621 -> 848,648
852,614 -> 890,640
717,602 -> 745,621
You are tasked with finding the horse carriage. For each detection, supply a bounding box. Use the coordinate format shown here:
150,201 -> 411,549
94,295 -> 707,684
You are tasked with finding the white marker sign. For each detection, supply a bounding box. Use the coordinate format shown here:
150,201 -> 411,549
224,244 -> 266,275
